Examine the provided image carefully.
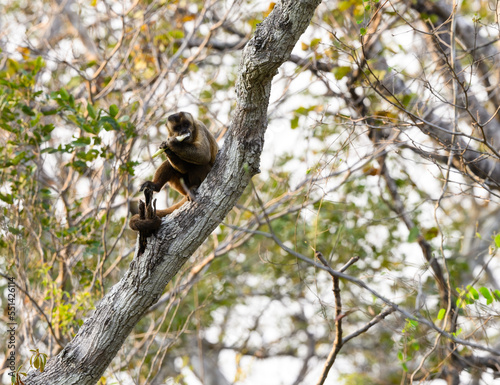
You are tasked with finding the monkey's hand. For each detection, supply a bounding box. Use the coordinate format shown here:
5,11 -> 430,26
159,140 -> 175,157
140,181 -> 160,192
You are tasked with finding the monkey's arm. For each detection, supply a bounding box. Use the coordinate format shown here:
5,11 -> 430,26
164,136 -> 213,166
163,149 -> 192,174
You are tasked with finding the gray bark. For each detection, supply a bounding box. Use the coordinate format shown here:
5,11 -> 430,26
410,0 -> 500,186
24,0 -> 322,384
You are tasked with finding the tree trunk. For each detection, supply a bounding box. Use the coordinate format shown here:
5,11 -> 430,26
24,0 -> 322,384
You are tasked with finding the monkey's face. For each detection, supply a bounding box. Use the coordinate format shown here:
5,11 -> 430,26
167,112 -> 194,143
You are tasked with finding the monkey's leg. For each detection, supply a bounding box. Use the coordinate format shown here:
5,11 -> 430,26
154,173 -> 192,215
179,178 -> 197,201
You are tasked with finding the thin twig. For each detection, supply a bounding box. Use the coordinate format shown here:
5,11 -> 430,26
315,251 -> 347,385
342,307 -> 395,344
224,223 -> 500,356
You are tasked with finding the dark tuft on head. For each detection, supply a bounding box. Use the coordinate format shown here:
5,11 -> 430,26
167,113 -> 182,123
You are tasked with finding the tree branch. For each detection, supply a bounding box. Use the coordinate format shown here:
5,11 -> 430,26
315,253 -> 358,385
227,224 -> 500,357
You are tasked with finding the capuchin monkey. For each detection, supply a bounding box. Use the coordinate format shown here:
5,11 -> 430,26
129,112 -> 219,233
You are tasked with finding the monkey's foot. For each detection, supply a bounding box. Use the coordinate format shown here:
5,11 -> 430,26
140,181 -> 160,193
129,189 -> 162,236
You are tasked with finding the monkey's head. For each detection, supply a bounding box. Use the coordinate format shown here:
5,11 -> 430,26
166,112 -> 195,143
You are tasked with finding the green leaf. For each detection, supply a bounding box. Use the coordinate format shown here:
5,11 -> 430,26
467,285 -> 479,300
72,137 -> 91,147
408,226 -> 419,243
12,151 -> 26,165
87,103 -> 96,119
408,319 -> 418,328
360,27 -> 367,36
22,105 -> 36,116
0,193 -> 14,204
402,93 -> 416,108
40,124 -> 55,137
334,66 -> 351,80
310,38 -> 321,49
168,29 -> 184,39
109,104 -> 119,118
34,56 -> 45,72
99,116 -> 119,131
338,1 -> 351,12
8,226 -> 21,235
480,287 -> 493,305
437,308 -> 446,320
494,233 -> 500,248
77,149 -> 99,162
119,160 -> 139,176
41,108 -> 58,116
59,88 -> 70,101
423,227 -> 438,240
69,160 -> 87,172
295,106 -> 311,115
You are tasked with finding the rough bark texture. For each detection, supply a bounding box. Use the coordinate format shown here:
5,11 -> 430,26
410,0 -> 500,187
25,1 -> 322,384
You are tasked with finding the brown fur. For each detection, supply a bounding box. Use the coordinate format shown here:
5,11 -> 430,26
129,112 -> 219,232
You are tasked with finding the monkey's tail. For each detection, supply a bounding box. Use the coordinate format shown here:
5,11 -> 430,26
156,196 -> 188,218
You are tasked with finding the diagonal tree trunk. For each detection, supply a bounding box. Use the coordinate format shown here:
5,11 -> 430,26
24,1 -> 322,384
